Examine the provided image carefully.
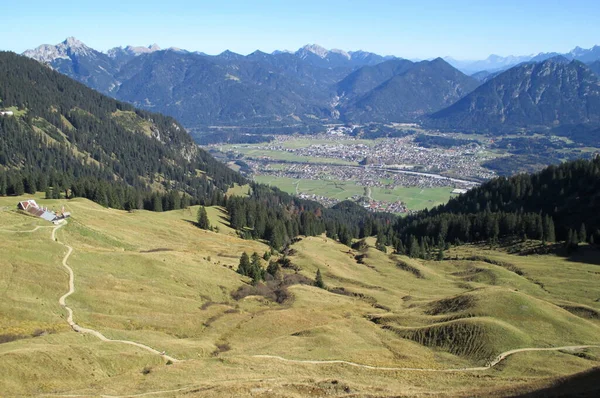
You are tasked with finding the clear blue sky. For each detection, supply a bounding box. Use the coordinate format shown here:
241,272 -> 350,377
2,0 -> 598,59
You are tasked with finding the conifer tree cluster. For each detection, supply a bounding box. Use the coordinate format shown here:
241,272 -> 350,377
237,252 -> 265,283
393,156 -> 600,257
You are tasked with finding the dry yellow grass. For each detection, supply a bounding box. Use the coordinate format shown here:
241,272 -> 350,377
0,194 -> 599,397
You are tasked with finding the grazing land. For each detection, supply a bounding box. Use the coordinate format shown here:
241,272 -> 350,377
1,194 -> 599,397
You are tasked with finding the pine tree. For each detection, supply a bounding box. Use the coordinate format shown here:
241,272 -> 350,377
362,218 -> 373,238
152,195 -> 163,212
566,229 -> 579,253
197,206 -> 210,230
375,232 -> 387,253
491,219 -> 500,243
543,215 -> 556,243
237,252 -> 250,276
45,186 -> 52,199
395,239 -> 405,254
52,184 -> 61,199
13,178 -> 24,196
436,248 -> 445,261
0,173 -> 6,196
315,268 -> 325,289
266,260 -> 280,277
408,236 -> 420,258
249,252 -> 263,283
579,223 -> 587,243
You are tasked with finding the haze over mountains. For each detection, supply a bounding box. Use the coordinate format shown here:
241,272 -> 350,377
444,45 -> 600,74
21,38 -> 600,143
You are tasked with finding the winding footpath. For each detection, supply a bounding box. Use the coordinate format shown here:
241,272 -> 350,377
3,219 -> 600,397
47,222 -> 179,363
0,225 -> 54,233
253,344 -> 600,372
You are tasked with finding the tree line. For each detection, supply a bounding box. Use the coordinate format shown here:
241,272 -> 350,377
392,156 -> 600,258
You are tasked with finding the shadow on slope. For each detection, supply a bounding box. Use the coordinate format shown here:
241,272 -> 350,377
512,367 -> 600,398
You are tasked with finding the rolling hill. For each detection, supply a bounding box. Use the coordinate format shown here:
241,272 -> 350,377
0,193 -> 598,396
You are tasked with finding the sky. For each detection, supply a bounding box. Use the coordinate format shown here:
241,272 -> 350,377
1,0 -> 598,60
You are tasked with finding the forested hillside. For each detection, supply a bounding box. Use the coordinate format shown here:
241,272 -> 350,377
0,51 -> 244,209
392,157 -> 600,257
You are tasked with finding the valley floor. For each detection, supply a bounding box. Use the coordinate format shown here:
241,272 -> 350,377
1,194 -> 599,397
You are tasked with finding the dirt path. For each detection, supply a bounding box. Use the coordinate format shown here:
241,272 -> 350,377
253,344 -> 600,372
0,225 -> 54,233
49,222 -> 179,363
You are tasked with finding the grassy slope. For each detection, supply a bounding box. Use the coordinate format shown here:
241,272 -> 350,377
0,194 -> 599,397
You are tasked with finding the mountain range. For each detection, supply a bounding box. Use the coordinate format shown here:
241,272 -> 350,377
427,57 -> 600,139
20,38 -> 600,142
444,45 -> 600,74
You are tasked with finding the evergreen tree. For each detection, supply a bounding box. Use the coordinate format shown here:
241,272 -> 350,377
269,221 -> 287,251
375,232 -> 387,253
237,252 -> 250,276
566,229 -> 579,253
395,239 -> 405,254
52,184 -> 61,199
0,173 -> 6,196
408,236 -> 420,258
24,177 -> 36,194
491,219 -> 500,243
543,215 -> 556,243
152,195 -> 163,212
362,218 -> 373,238
579,223 -> 587,243
315,268 -> 325,289
197,206 -> 210,230
249,252 -> 264,283
45,186 -> 52,199
181,194 -> 190,209
13,178 -> 24,196
436,248 -> 445,261
266,260 -> 280,277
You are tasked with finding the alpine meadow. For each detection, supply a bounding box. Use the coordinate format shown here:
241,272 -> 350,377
1,2 -> 600,397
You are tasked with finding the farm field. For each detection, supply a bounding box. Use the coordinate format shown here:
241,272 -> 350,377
0,194 -> 599,397
216,145 -> 357,166
254,175 -> 453,210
